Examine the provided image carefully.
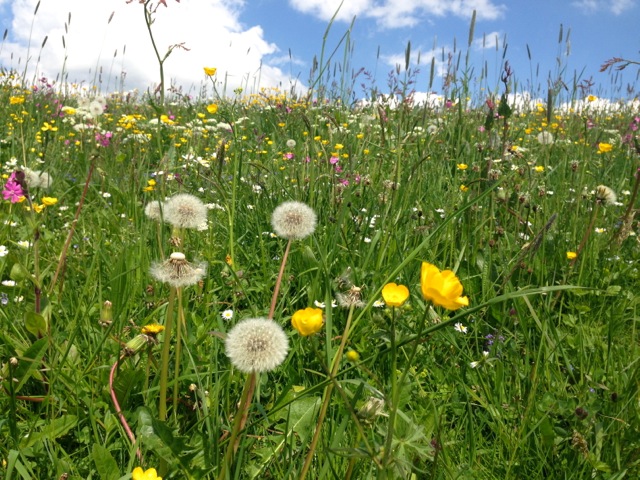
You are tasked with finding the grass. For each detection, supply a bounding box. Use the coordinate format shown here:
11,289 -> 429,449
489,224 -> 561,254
1,7 -> 640,479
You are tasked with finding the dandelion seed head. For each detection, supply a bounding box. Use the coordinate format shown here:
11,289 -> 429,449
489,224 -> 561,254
271,201 -> 317,240
225,318 -> 289,373
536,131 -> 554,145
150,252 -> 206,288
163,193 -> 208,229
595,185 -> 616,206
144,200 -> 164,221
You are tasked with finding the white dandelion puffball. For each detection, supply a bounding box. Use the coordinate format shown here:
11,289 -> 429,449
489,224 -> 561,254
225,318 -> 289,373
271,201 -> 317,240
150,252 -> 207,288
144,200 -> 164,221
163,193 -> 208,229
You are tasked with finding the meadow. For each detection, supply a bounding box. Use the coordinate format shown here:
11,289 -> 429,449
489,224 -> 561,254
1,6 -> 640,478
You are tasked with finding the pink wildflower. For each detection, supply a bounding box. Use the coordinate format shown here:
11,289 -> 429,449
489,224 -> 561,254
2,173 -> 24,203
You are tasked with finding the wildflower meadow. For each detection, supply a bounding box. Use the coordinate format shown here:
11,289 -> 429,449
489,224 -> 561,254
1,3 -> 640,479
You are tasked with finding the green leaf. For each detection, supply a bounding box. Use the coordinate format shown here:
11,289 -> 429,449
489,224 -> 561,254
20,414 -> 78,448
497,93 -> 512,119
24,311 -> 47,337
9,262 -> 32,283
92,444 -> 120,480
11,337 -> 48,394
137,407 -> 196,472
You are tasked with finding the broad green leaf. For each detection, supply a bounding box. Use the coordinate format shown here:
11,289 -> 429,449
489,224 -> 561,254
24,311 -> 47,337
92,444 -> 120,480
21,414 -> 78,448
11,337 -> 48,394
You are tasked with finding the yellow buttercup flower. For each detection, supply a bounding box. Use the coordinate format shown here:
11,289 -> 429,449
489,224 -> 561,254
132,467 -> 162,480
41,197 -> 58,206
420,262 -> 469,311
291,307 -> 324,336
381,283 -> 409,307
456,163 -> 468,170
204,67 -> 217,76
598,142 -> 613,153
566,251 -> 577,260
206,103 -> 218,114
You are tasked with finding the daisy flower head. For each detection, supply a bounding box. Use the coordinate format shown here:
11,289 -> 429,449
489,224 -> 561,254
225,317 -> 289,373
271,201 -> 317,240
150,252 -> 206,288
454,322 -> 468,334
221,309 -> 234,321
163,193 -> 208,229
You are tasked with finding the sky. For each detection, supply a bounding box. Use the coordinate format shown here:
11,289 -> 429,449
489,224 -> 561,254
0,0 -> 637,103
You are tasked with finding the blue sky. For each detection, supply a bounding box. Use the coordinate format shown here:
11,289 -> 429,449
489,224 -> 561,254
0,0 -> 637,102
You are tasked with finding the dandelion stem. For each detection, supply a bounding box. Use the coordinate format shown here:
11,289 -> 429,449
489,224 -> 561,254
268,238 -> 292,319
158,286 -> 177,422
109,354 -> 143,462
171,287 -> 185,420
217,372 -> 256,480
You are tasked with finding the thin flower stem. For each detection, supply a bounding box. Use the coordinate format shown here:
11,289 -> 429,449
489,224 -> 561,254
217,372 -> 256,480
300,304 -> 356,480
381,307 -> 398,474
158,287 -> 177,422
49,154 -> 97,293
109,354 -> 143,462
268,238 -> 292,319
171,287 -> 185,419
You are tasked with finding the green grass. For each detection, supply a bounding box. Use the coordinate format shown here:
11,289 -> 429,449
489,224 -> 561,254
1,44 -> 640,480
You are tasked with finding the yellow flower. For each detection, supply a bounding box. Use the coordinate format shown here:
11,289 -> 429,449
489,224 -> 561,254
566,251 -> 577,260
160,115 -> 175,125
420,262 -> 469,311
41,197 -> 58,206
381,283 -> 409,307
334,143 -> 344,150
132,467 -> 162,480
204,67 -> 217,76
141,323 -> 165,336
9,96 -> 25,105
587,95 -> 597,102
598,142 -> 612,153
460,184 -> 469,192
291,307 -> 324,336
345,350 -> 360,362
206,103 -> 218,114
534,165 -> 545,172
456,163 -> 468,170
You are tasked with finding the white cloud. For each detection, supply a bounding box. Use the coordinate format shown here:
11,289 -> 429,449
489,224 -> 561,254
381,45 -> 450,78
0,0 -> 302,95
472,31 -> 503,51
572,0 -> 636,14
289,0 -> 506,27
